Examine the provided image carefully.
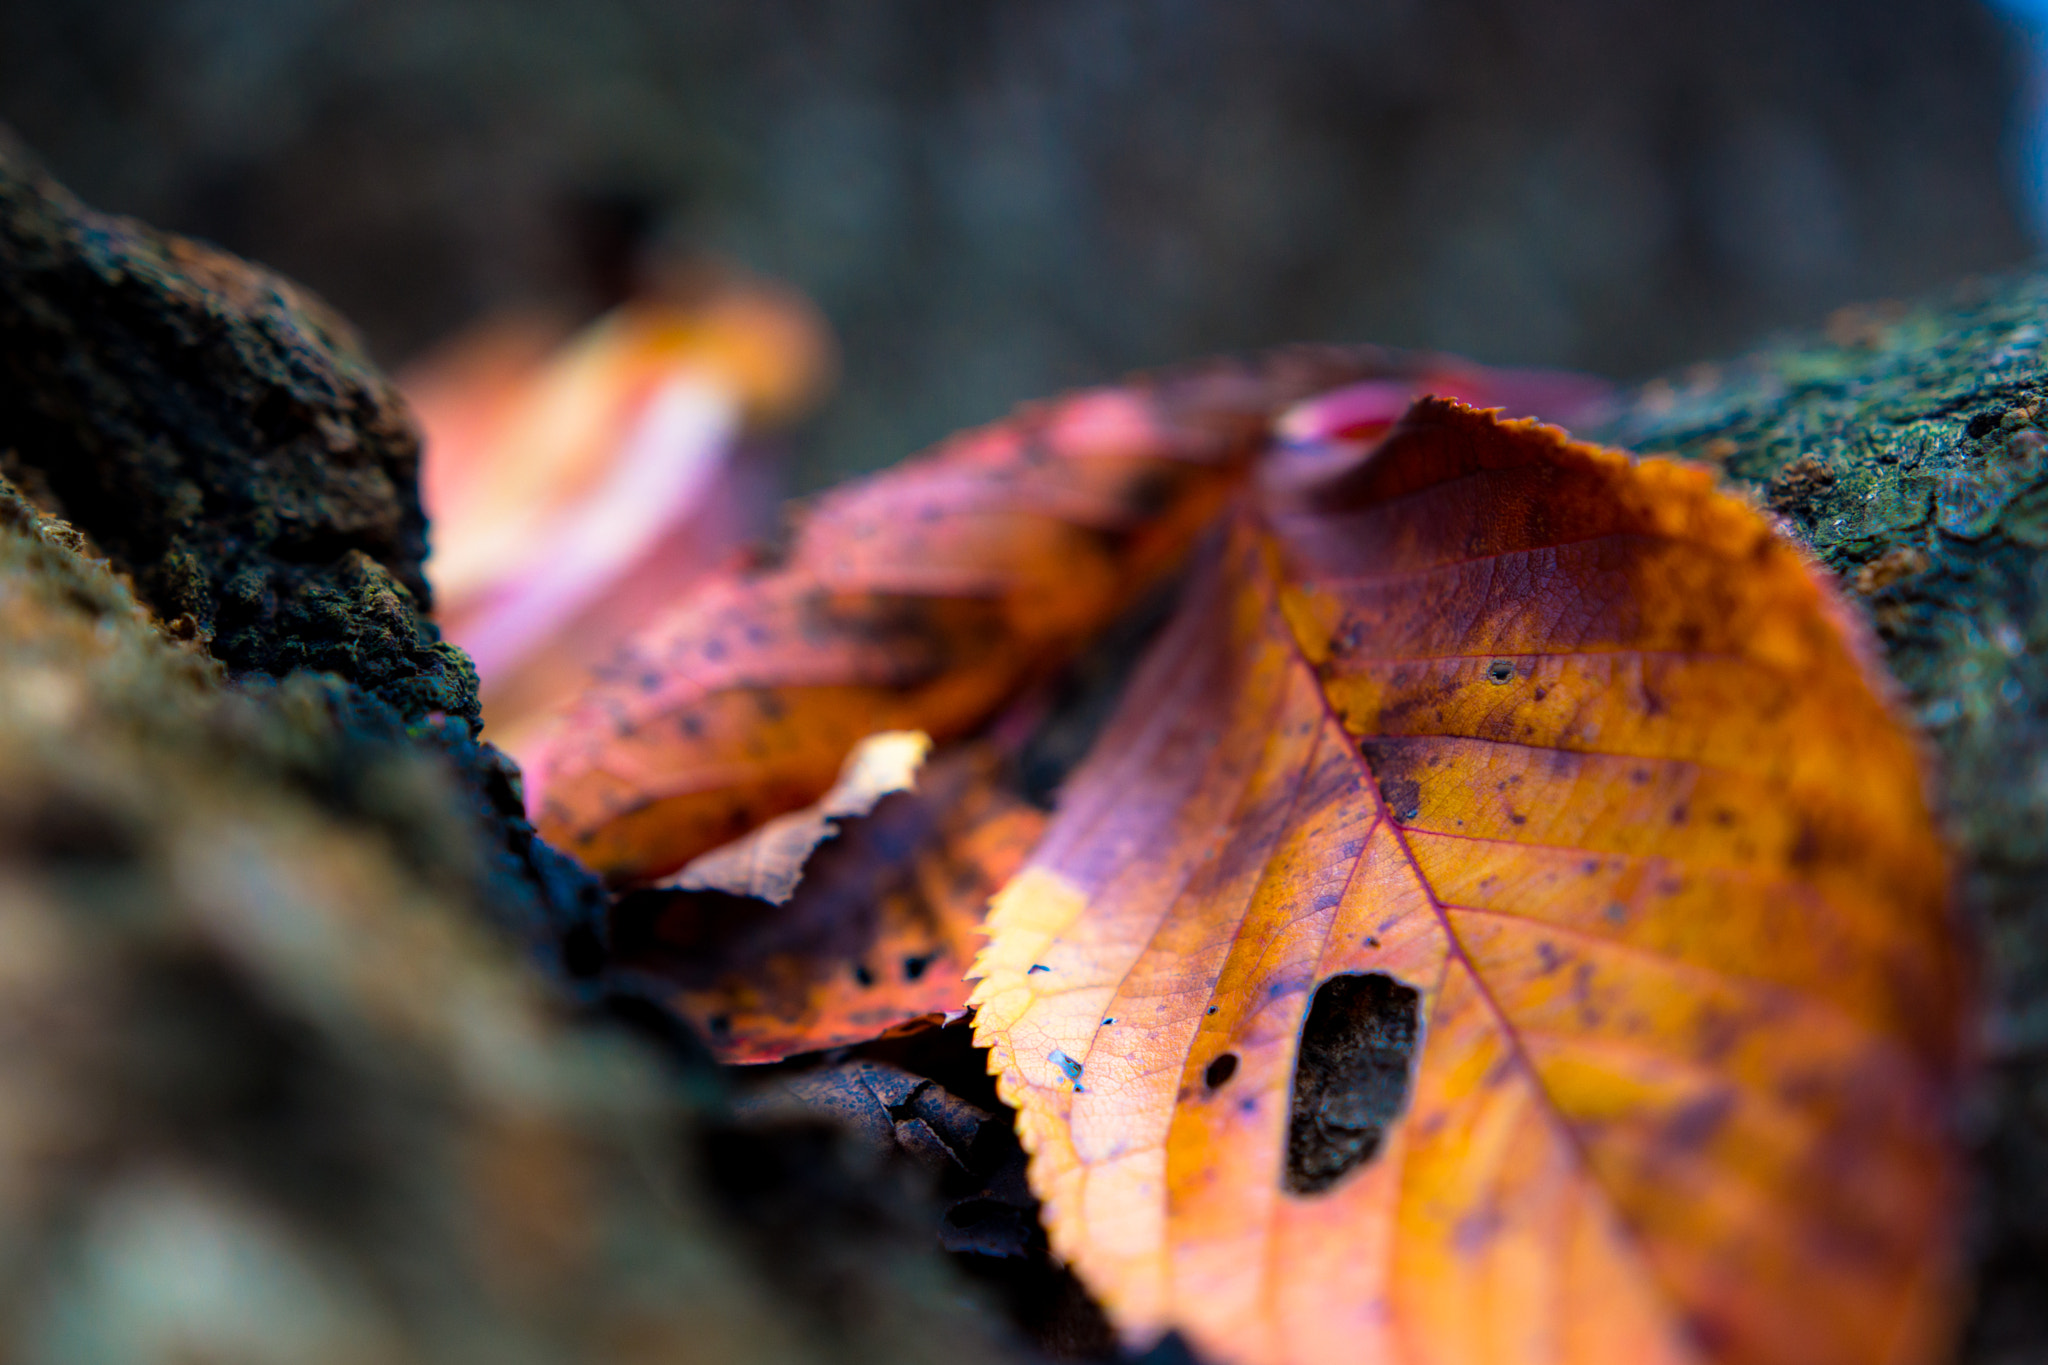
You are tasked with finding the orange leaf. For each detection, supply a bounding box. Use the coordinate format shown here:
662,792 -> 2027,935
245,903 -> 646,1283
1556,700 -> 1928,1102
406,281 -> 833,754
526,348 -> 1435,883
612,745 -> 1044,1064
970,400 -> 1965,1365
666,729 -> 932,905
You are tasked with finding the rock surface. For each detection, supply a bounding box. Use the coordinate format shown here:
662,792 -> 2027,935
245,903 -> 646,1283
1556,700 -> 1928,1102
0,137 -> 623,970
0,132 -> 473,723
0,144 -> 1054,1365
0,472 -> 1036,1364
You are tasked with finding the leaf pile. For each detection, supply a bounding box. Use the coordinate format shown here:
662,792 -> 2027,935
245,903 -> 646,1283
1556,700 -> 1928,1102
613,742 -> 1044,1064
529,359 -> 1964,1365
529,348 -> 1459,883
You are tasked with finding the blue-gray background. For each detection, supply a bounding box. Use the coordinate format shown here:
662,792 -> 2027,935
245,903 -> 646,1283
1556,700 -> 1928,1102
0,0 -> 2035,489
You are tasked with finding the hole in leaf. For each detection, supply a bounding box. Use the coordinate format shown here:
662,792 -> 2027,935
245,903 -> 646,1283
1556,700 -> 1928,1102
1204,1053 -> 1239,1089
1285,972 -> 1420,1195
1486,659 -> 1516,684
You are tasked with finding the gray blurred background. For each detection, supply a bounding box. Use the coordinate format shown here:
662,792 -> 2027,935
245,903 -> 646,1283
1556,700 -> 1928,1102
0,0 -> 2036,490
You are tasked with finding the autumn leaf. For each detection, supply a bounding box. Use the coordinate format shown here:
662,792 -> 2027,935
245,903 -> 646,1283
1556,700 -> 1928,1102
526,348 -> 1602,885
970,400 -> 1965,1365
407,280 -> 833,755
609,744 -> 1044,1064
667,729 -> 933,904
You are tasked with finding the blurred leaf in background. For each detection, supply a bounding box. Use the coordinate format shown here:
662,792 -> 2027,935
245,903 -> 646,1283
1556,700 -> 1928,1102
404,266 -> 834,756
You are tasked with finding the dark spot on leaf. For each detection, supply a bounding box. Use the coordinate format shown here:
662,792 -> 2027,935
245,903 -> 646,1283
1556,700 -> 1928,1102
1361,739 -> 1427,822
1694,1006 -> 1745,1063
1206,1005 -> 1218,1015
854,963 -> 875,988
1121,467 -> 1179,520
1789,819 -> 1822,869
1452,1208 -> 1500,1254
1051,1050 -> 1084,1082
903,954 -> 933,981
1101,1017 -> 1115,1026
1663,1091 -> 1734,1151
1286,973 -> 1420,1194
1365,936 -> 1380,949
1381,777 -> 1422,823
1686,1311 -> 1736,1357
1205,1053 -> 1239,1089
1573,961 -> 1602,1027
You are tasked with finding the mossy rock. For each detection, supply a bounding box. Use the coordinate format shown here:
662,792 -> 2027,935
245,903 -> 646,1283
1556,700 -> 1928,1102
0,132 -> 474,725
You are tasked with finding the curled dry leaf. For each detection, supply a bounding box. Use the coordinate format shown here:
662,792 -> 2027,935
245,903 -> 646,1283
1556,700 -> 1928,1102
736,1060 -> 994,1178
611,744 -> 1045,1064
527,348 -> 1606,885
668,729 -> 932,904
970,400 -> 1965,1365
